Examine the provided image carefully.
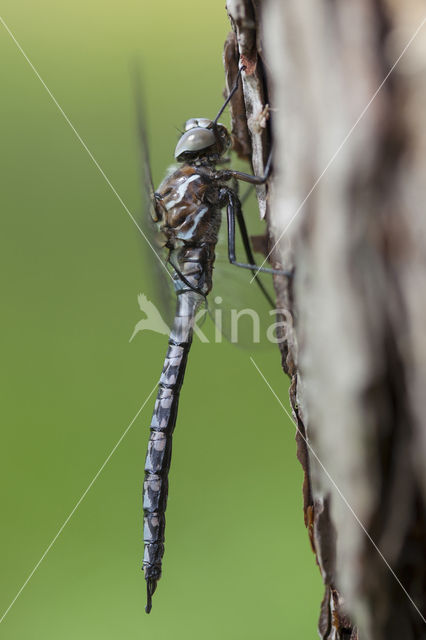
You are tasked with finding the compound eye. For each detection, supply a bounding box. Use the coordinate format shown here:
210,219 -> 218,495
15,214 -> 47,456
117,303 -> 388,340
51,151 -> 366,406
184,118 -> 199,131
196,118 -> 213,129
184,117 -> 214,132
174,127 -> 216,160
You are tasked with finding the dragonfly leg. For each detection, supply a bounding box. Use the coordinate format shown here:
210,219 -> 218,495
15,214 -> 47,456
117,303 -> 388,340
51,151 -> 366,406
217,151 -> 273,186
212,65 -> 245,125
226,190 -> 293,279
151,192 -> 167,223
167,252 -> 208,299
230,194 -> 275,308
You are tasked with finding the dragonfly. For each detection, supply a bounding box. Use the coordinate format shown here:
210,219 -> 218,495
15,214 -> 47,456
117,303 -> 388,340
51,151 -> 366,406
136,66 -> 290,613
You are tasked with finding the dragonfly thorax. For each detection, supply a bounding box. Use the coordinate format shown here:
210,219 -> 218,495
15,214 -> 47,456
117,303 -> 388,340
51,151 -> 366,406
174,118 -> 230,163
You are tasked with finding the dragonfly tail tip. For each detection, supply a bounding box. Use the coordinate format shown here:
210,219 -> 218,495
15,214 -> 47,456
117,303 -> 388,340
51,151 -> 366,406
145,577 -> 157,614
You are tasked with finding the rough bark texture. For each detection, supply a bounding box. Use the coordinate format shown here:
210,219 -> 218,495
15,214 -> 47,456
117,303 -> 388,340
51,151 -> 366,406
225,1 -> 426,639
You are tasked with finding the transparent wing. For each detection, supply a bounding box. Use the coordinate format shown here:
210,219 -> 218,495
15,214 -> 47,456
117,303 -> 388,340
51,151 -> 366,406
132,66 -> 175,331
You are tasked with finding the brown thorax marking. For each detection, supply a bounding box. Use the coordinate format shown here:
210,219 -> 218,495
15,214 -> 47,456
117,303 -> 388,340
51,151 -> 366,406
154,165 -> 226,251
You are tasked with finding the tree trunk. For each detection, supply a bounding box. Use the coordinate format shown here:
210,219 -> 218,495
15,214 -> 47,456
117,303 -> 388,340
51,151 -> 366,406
225,1 -> 426,638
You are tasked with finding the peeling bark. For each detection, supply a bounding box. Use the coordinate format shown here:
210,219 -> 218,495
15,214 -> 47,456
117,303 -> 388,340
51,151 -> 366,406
226,0 -> 271,219
225,1 -> 426,638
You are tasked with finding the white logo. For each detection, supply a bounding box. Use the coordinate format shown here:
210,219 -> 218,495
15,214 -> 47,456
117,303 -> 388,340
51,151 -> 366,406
130,293 -> 292,345
129,294 -> 170,342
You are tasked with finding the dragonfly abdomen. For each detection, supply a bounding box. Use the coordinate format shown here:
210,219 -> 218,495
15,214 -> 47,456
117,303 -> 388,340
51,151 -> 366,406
143,340 -> 191,570
143,290 -> 203,612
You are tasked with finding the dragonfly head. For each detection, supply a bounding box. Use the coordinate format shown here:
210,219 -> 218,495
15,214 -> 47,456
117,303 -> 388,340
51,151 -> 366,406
174,118 -> 231,163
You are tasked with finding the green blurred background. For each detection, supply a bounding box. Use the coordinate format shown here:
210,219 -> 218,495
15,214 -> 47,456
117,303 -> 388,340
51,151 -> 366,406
0,2 -> 322,637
